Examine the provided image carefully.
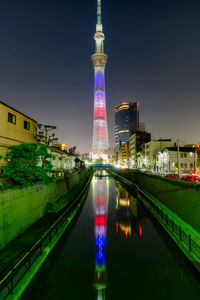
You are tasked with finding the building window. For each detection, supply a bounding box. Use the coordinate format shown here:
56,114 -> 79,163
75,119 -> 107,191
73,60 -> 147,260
190,163 -> 193,169
181,163 -> 183,168
184,153 -> 187,158
24,120 -> 30,130
184,163 -> 187,169
8,112 -> 16,124
181,153 -> 183,158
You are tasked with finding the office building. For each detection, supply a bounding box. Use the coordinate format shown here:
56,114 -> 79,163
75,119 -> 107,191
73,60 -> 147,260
115,102 -> 139,150
130,131 -> 151,168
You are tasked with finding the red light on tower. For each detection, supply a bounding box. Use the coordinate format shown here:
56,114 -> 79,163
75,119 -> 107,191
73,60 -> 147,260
139,225 -> 142,236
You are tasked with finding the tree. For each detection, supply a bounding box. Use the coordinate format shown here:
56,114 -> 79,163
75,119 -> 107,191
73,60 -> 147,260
0,143 -> 55,188
175,162 -> 178,168
37,124 -> 58,146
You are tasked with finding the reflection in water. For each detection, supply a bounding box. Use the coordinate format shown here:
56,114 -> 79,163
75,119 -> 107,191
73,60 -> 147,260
93,172 -> 109,300
115,183 -> 146,238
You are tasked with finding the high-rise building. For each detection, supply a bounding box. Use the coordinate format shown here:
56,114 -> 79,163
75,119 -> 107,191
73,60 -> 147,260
115,101 -> 139,150
92,0 -> 109,156
130,131 -> 151,168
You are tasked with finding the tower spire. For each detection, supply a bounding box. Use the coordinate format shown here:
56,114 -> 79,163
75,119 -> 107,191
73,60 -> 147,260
97,0 -> 101,25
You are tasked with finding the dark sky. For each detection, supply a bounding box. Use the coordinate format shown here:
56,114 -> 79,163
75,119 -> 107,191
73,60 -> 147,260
0,0 -> 200,152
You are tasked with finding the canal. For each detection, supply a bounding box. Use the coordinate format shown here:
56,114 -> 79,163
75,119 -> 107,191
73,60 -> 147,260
23,171 -> 200,299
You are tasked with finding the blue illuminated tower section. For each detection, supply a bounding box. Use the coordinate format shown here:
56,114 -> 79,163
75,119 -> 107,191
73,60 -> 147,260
92,0 -> 109,155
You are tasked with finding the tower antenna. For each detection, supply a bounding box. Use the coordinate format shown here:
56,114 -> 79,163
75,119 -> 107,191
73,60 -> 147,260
97,0 -> 101,25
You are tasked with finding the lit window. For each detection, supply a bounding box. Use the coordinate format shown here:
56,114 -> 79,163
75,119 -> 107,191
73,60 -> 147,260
8,112 -> 16,124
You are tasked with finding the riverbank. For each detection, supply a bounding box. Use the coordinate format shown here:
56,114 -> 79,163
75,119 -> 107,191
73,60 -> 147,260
0,169 -> 93,299
0,168 -> 90,250
110,169 -> 200,273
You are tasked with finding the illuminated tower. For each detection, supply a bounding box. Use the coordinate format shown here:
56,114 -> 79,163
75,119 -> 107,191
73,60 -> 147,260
92,0 -> 109,155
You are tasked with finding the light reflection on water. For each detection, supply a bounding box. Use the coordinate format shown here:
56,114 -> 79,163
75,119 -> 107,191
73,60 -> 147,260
22,170 -> 200,300
92,171 -> 146,299
93,172 -> 109,300
115,182 -> 145,239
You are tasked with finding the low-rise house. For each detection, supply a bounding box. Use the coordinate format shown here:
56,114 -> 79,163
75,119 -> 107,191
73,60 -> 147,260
158,147 -> 197,174
0,101 -> 37,167
49,147 -> 75,173
144,139 -> 175,171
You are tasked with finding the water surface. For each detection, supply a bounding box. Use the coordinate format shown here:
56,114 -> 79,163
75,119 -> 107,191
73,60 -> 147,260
23,172 -> 200,299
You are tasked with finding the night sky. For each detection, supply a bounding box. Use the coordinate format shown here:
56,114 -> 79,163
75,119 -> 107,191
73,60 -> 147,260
0,0 -> 200,152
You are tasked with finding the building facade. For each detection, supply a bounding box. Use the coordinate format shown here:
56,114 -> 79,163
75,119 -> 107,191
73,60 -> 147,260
116,142 -> 130,167
0,101 -> 37,167
92,0 -> 109,156
115,102 -> 139,150
130,131 -> 151,168
50,147 -> 76,173
54,143 -> 68,152
144,139 -> 175,170
158,147 -> 197,174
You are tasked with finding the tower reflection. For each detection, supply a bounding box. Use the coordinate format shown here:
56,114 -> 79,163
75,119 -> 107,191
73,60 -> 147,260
115,183 -> 146,238
93,171 -> 109,300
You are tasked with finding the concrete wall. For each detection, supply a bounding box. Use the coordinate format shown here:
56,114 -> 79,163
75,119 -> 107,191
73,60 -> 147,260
0,168 -> 87,250
124,171 -> 200,232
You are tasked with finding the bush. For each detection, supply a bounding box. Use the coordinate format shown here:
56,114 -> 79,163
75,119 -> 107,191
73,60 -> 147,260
0,143 -> 55,188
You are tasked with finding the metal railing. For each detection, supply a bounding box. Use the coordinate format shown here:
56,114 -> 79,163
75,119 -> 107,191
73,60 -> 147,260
139,188 -> 200,259
111,170 -> 200,265
0,172 -> 93,300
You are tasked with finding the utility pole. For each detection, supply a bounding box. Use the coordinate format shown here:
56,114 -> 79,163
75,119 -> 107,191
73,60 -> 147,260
177,139 -> 180,179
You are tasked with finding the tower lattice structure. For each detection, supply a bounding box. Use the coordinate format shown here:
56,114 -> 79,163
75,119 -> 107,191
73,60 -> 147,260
92,0 -> 109,155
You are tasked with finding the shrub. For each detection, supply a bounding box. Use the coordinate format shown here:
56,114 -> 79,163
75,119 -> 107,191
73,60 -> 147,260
0,143 -> 55,188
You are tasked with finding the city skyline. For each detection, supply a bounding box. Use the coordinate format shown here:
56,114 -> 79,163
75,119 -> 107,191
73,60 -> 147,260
0,0 -> 200,152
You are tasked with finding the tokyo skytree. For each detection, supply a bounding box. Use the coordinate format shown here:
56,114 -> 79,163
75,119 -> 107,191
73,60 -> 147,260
92,0 -> 109,155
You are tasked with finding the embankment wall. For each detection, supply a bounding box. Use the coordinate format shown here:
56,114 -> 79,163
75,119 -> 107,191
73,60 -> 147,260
113,169 -> 200,232
0,168 -> 88,249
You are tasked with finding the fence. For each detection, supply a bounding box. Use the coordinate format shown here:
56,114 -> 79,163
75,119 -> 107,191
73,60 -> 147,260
139,186 -> 200,262
111,170 -> 200,265
0,171 -> 93,300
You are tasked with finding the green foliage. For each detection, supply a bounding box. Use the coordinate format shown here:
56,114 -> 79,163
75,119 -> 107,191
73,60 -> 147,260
37,123 -> 57,146
0,143 -> 55,188
197,159 -> 200,168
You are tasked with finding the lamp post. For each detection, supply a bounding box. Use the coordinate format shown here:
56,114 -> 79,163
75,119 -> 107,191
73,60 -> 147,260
177,139 -> 180,179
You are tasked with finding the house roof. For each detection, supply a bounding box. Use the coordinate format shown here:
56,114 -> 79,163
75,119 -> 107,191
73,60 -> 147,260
165,147 -> 196,153
0,101 -> 37,123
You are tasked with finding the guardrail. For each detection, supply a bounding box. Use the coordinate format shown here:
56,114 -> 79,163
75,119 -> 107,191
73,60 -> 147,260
0,171 -> 93,300
139,187 -> 200,262
111,170 -> 200,266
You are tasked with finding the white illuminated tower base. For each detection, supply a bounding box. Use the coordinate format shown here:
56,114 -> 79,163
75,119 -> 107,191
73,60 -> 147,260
91,0 -> 109,161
